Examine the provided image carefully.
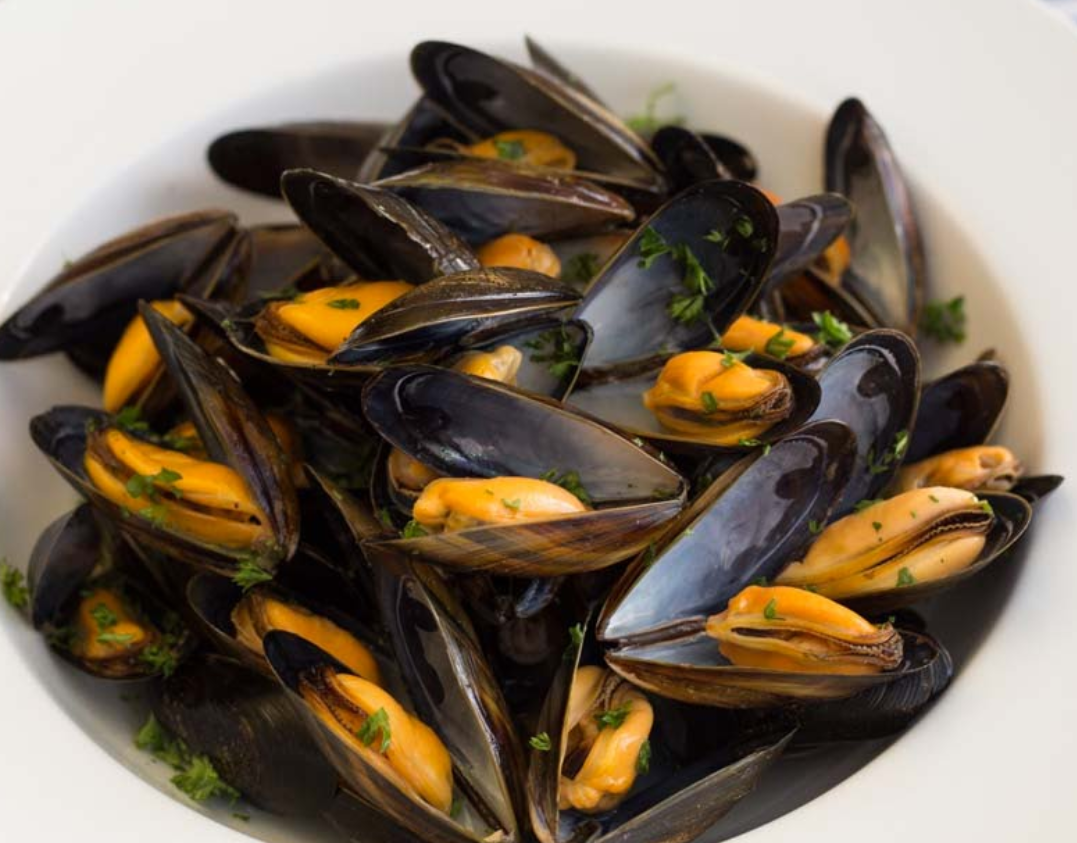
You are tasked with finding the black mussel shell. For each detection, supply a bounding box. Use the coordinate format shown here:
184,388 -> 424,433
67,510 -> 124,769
808,329 -> 920,518
151,653 -> 338,815
376,159 -> 636,244
0,210 -> 238,366
574,180 -> 778,372
700,133 -> 758,182
208,121 -> 388,198
244,224 -> 348,302
330,268 -> 580,366
411,41 -> 663,190
361,365 -> 685,576
599,421 -> 856,644
826,98 -> 925,334
524,36 -> 605,104
651,126 -> 731,190
906,359 -> 1008,463
281,170 -> 479,282
767,193 -> 853,288
358,96 -> 475,183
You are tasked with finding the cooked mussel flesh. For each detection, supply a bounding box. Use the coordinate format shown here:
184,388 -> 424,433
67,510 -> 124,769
776,487 -> 993,599
412,476 -> 591,533
477,233 -> 562,276
892,446 -> 1023,494
705,585 -> 903,675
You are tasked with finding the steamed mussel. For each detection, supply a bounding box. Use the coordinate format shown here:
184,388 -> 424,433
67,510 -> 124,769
0,34 -> 1062,843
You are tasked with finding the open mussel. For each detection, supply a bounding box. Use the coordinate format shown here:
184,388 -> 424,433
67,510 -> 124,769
410,41 -> 664,193
28,504 -> 191,679
31,305 -> 299,577
0,210 -> 241,377
777,486 -> 1032,612
528,620 -> 795,843
150,653 -> 338,815
362,365 -> 685,576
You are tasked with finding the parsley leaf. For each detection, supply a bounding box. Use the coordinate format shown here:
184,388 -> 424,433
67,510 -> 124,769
115,405 -> 151,434
594,703 -> 631,731
625,82 -> 683,135
91,603 -> 118,630
401,520 -> 428,539
529,732 -> 553,751
763,598 -> 784,620
1,561 -> 30,609
327,298 -> 360,310
637,227 -> 673,269
812,310 -> 853,348
920,296 -> 966,343
231,559 -> 273,591
539,469 -> 592,506
357,708 -> 392,753
562,252 -> 601,287
502,498 -> 522,512
897,567 -> 916,587
764,327 -> 795,360
636,738 -> 652,774
526,325 -> 580,379
172,755 -> 241,804
808,519 -> 824,535
494,138 -> 526,160
700,391 -> 719,414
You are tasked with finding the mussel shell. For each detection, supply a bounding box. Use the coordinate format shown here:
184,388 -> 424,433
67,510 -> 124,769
28,504 -> 103,632
568,352 -> 822,455
452,316 -> 592,400
0,210 -> 238,364
208,121 -> 388,198
650,126 -> 731,190
808,329 -> 921,518
373,551 -> 525,838
768,267 -> 881,330
700,133 -> 758,182
524,36 -> 605,104
837,490 -> 1033,615
358,96 -> 475,183
27,503 -> 192,679
604,627 -> 946,708
361,365 -> 685,576
767,193 -> 854,288
330,268 -> 581,366
599,421 -> 856,644
263,631 -> 498,843
244,224 -> 350,302
788,630 -> 954,742
1010,474 -> 1065,505
410,41 -> 663,190
528,621 -> 795,843
574,180 -> 778,371
281,170 -> 479,282
375,159 -> 636,244
825,98 -> 925,334
141,304 -> 300,564
326,788 -> 429,843
151,653 -> 338,815
906,359 -> 1009,463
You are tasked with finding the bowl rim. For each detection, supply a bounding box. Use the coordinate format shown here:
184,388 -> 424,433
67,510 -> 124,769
1,1 -> 1076,841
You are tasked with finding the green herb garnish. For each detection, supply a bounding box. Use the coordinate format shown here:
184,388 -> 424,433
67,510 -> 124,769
114,405 -> 151,434
764,328 -> 795,360
539,469 -> 592,505
502,498 -> 521,512
920,296 -> 966,343
897,567 -> 916,587
526,325 -> 580,378
854,498 -> 883,513
327,298 -> 360,310
763,598 -> 784,620
808,520 -> 824,535
700,391 -> 719,414
1,562 -> 30,609
721,349 -> 751,367
866,430 -> 909,476
812,310 -> 853,348
232,559 -> 273,591
91,603 -> 118,630
172,755 -> 241,804
562,252 -> 601,286
357,708 -> 392,753
529,732 -> 553,751
636,738 -> 652,774
978,499 -> 994,516
493,138 -> 526,160
96,631 -> 136,646
594,703 -> 632,731
625,82 -> 683,135
401,520 -> 428,539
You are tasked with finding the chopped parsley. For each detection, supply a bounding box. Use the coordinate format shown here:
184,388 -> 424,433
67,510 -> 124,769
136,713 -> 187,769
502,498 -> 522,512
539,469 -> 592,505
401,520 -> 429,539
125,468 -> 183,501
763,598 -> 784,620
327,298 -> 360,310
637,226 -> 673,269
722,349 -> 751,367
450,797 -> 463,819
568,623 -> 585,649
812,310 -> 853,348
929,494 -> 940,503
96,631 -> 136,646
636,738 -> 652,774
231,558 -> 273,591
561,252 -> 601,286
529,732 -> 553,751
594,703 -> 631,731
377,508 -> 395,530
90,603 -> 118,630
525,325 -> 580,378
978,499 -> 994,516
808,520 -> 824,535
140,633 -> 183,677
738,438 -> 770,455
753,576 -> 770,587
764,328 -> 795,359
866,430 -> 909,475
637,227 -> 717,325
872,521 -> 883,533
854,498 -> 883,513
172,755 -> 241,804
1,561 -> 30,609
920,296 -> 966,343
625,82 -> 683,135
493,138 -> 526,160
114,405 -> 151,434
701,391 -> 719,414
357,708 -> 392,753
897,567 -> 916,587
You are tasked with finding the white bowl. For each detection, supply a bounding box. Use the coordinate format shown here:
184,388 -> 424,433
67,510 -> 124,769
1,1 -> 1075,841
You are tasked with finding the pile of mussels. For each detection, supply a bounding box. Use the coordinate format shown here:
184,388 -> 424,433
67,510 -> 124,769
0,38 -> 1064,843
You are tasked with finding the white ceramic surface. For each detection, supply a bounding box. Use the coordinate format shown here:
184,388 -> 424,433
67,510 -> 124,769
1,0 -> 1075,840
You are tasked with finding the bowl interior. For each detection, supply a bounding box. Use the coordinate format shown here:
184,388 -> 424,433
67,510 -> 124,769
0,42 -> 1043,843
